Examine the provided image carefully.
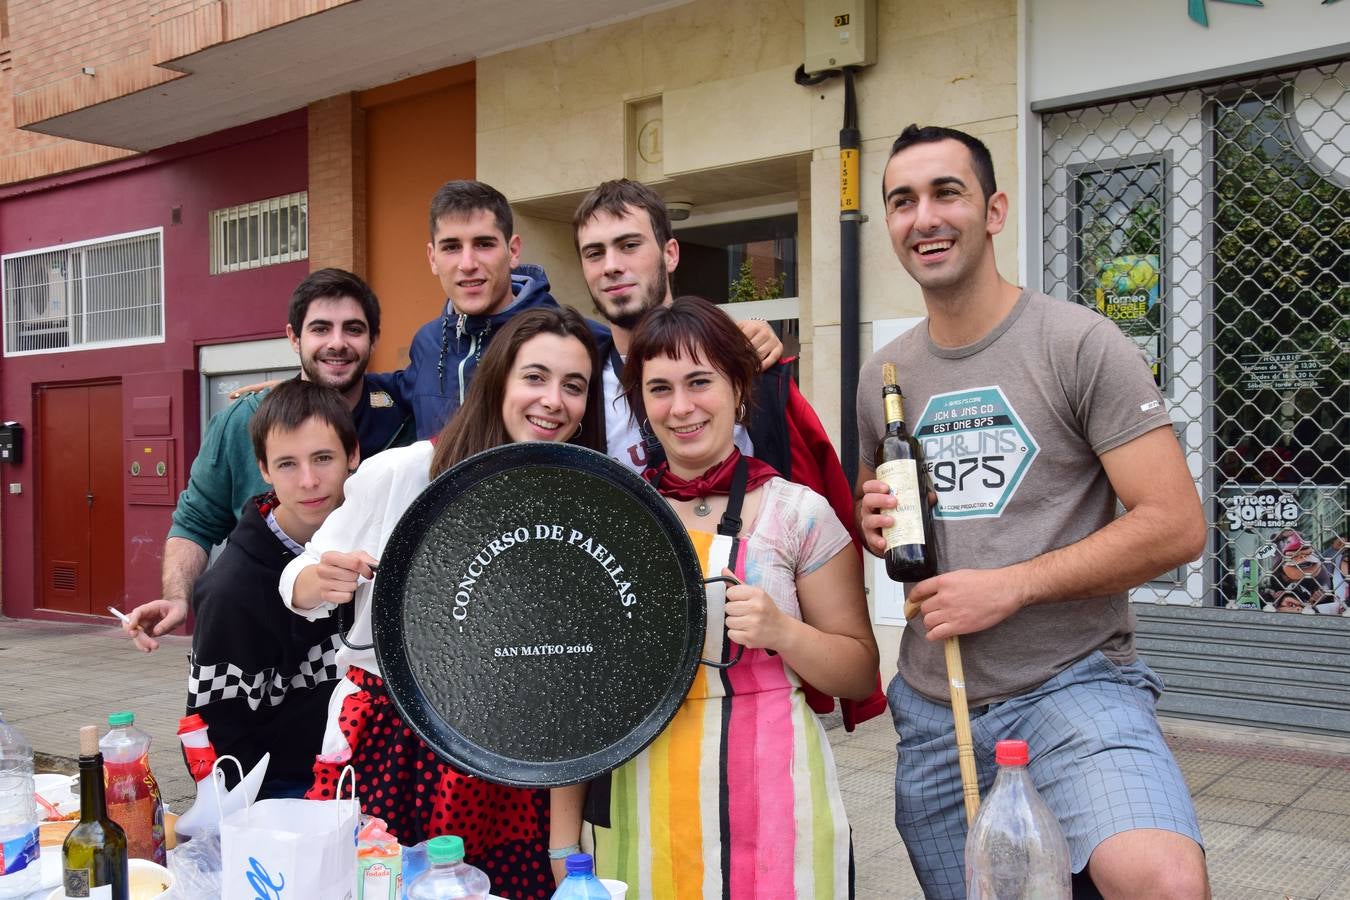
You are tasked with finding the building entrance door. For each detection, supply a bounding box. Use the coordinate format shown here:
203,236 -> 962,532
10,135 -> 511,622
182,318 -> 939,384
37,381 -> 124,614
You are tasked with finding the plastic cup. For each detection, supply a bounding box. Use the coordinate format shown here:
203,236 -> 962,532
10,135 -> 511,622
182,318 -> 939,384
599,878 -> 628,899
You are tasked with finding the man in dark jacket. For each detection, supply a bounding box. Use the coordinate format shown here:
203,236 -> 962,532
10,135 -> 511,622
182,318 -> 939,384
186,380 -> 359,797
380,180 -> 570,438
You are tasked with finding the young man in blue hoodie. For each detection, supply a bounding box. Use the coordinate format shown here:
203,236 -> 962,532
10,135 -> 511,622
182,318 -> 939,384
385,180 -> 570,438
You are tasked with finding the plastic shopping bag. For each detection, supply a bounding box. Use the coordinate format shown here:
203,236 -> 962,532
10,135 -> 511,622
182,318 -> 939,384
220,766 -> 358,900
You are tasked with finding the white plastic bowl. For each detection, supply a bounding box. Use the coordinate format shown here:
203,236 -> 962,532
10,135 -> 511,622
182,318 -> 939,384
46,858 -> 173,900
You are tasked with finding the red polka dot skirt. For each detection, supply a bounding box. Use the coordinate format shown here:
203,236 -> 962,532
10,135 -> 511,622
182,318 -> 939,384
307,667 -> 553,899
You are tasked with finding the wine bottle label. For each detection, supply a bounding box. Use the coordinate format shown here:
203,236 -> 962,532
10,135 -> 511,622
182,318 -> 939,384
61,869 -> 113,899
877,459 -> 925,547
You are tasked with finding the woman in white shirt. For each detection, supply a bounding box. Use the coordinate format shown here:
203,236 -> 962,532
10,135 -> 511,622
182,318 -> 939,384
280,306 -> 604,900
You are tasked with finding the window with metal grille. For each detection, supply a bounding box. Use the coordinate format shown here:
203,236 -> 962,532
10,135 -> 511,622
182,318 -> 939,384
2,228 -> 164,356
210,191 -> 307,274
1041,60 -> 1349,614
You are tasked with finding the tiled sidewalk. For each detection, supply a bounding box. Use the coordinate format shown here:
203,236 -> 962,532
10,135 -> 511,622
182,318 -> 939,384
827,702 -> 1350,899
3,616 -> 1348,898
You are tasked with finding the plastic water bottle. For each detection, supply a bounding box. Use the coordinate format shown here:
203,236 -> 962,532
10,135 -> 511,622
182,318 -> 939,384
0,713 -> 40,898
551,853 -> 610,899
100,711 -> 166,864
965,739 -> 1071,899
400,839 -> 429,900
406,835 -> 491,899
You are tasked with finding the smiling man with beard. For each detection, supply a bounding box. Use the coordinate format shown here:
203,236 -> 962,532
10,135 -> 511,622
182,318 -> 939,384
572,180 -> 835,486
122,268 -> 413,653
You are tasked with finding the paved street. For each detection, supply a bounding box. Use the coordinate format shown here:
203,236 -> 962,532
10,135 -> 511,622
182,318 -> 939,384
3,616 -> 1348,898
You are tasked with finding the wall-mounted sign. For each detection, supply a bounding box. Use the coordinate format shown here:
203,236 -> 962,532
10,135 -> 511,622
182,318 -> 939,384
1223,490 -> 1302,532
1239,351 -> 1323,392
1189,0 -> 1343,28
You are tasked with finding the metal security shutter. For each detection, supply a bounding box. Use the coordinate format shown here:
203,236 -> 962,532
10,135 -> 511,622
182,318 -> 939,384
1136,607 -> 1350,737
1040,61 -> 1350,737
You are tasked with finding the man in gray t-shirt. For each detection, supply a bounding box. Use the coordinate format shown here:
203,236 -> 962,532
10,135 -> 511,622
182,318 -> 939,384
856,126 -> 1210,899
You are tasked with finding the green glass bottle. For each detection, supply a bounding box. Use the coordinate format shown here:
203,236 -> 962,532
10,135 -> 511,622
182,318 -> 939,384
876,363 -> 938,582
62,725 -> 129,900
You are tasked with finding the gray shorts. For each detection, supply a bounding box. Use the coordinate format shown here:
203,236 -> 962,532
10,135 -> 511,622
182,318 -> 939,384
888,650 -> 1203,899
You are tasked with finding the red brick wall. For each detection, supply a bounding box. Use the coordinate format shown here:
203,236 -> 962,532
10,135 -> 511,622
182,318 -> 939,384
307,92 -> 365,275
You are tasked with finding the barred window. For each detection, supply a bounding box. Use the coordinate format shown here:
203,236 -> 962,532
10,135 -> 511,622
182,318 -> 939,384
2,229 -> 164,356
210,191 -> 307,274
1042,60 -> 1349,613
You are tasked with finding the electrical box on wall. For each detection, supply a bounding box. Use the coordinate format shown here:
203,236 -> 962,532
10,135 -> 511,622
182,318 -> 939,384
804,0 -> 877,75
125,438 -> 176,506
0,421 -> 22,464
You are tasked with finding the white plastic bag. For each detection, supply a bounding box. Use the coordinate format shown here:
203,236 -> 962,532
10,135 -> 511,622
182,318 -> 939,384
175,753 -> 269,843
219,766 -> 357,900
169,831 -> 222,899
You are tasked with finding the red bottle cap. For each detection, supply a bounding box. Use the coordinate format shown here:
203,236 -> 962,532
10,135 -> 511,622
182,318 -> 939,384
177,714 -> 207,735
995,739 -> 1029,766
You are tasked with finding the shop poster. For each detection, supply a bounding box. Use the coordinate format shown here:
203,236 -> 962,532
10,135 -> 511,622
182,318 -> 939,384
1220,485 -> 1347,616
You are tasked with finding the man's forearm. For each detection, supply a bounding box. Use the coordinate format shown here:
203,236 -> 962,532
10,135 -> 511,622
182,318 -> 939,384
162,537 -> 209,605
1011,500 -> 1204,608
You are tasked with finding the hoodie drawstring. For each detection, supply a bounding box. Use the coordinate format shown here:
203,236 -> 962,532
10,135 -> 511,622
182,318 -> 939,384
437,313 -> 451,391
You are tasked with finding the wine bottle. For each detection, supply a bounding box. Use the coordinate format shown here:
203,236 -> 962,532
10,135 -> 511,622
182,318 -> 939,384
62,725 -> 129,900
876,363 -> 938,582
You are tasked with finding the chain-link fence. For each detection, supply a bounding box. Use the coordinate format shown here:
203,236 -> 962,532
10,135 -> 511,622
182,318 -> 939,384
1041,59 -> 1349,615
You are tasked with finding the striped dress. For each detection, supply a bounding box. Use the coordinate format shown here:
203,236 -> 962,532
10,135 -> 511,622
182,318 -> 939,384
589,478 -> 854,899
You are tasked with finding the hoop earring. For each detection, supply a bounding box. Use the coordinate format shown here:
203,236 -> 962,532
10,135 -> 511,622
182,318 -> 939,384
573,423 -> 583,438
736,402 -> 748,422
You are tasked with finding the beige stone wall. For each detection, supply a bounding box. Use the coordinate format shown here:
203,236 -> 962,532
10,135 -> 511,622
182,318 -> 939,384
477,0 -> 1020,441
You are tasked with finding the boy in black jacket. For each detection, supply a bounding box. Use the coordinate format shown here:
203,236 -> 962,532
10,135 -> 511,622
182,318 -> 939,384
186,380 -> 360,798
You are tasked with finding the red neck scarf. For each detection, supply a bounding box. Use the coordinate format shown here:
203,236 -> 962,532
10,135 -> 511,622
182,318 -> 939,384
644,449 -> 779,500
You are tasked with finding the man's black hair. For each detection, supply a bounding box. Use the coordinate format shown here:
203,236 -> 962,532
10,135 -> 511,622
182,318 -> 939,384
884,124 -> 998,203
286,268 -> 381,339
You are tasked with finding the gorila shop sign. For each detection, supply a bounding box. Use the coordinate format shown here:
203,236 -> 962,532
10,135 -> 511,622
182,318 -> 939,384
454,523 -> 638,623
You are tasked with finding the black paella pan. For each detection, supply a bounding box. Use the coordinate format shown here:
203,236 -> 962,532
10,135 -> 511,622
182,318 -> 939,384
362,442 -> 737,788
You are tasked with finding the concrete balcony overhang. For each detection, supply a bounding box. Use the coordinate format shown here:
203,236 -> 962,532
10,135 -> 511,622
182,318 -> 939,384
19,0 -> 689,152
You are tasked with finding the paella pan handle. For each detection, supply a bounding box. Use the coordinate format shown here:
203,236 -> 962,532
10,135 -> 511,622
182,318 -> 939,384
338,568 -> 376,652
338,601 -> 373,651
699,575 -> 744,669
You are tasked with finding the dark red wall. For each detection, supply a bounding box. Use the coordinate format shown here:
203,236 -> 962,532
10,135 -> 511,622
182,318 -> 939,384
0,110 -> 309,621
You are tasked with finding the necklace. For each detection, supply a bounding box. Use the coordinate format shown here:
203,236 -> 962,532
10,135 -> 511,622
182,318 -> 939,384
693,497 -> 711,517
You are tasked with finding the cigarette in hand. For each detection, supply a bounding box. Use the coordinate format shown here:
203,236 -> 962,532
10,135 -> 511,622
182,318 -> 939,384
108,606 -> 137,631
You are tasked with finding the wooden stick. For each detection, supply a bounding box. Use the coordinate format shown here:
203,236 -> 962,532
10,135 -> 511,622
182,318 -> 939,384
945,636 -> 981,825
